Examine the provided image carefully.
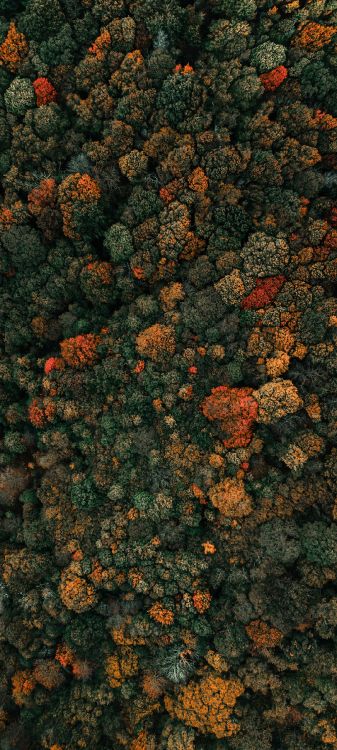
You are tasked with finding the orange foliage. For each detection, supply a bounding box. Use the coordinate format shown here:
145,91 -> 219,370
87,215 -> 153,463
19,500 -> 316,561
191,483 -> 206,502
72,659 -> 93,680
60,333 -> 100,368
202,541 -> 216,554
28,178 -> 57,209
148,602 -> 174,625
85,260 -> 113,284
160,282 -> 185,311
165,674 -> 244,738
28,398 -> 55,428
193,590 -> 211,613
33,660 -> 65,690
313,110 -> 337,131
0,21 -> 28,72
205,649 -> 229,673
28,178 -> 60,239
305,394 -> 321,422
253,379 -> 303,424
88,29 -> 111,60
188,167 -> 209,193
318,720 -> 337,745
58,173 -> 101,238
265,351 -> 290,378
0,207 -> 15,229
12,670 -> 36,705
28,399 -> 45,428
132,266 -> 145,279
179,231 -> 205,261
246,620 -> 283,649
106,648 -> 139,687
130,730 -> 156,750
174,64 -> 194,75
209,477 -> 253,518
160,186 -> 175,204
296,21 -> 337,50
59,567 -> 97,612
142,672 -> 166,699
201,386 -> 258,448
55,643 -> 74,669
136,324 -> 176,361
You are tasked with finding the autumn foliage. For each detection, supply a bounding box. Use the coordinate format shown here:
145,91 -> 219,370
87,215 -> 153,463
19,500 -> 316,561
58,174 -> 101,239
260,66 -> 288,92
136,324 -> 176,361
1,0 -> 337,748
165,674 -> 244,738
201,386 -> 258,448
0,22 -> 28,72
241,276 -> 286,309
60,333 -> 100,368
33,77 -> 57,106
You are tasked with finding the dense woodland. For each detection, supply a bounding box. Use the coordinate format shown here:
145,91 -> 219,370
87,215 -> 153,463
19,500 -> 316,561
0,0 -> 337,748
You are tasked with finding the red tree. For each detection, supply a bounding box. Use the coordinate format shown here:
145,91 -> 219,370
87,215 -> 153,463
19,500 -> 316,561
241,276 -> 285,310
33,77 -> 57,106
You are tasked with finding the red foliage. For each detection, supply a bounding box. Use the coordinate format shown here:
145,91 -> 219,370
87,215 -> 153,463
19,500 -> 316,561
44,357 -> 63,375
28,399 -> 45,428
132,266 -> 145,280
330,207 -> 337,226
260,66 -> 288,92
134,360 -> 145,374
28,398 -> 56,427
85,261 -> 113,284
28,179 -> 58,217
174,64 -> 194,75
241,276 -> 285,310
28,178 -> 61,241
201,386 -> 258,449
33,77 -> 57,106
60,334 -> 100,368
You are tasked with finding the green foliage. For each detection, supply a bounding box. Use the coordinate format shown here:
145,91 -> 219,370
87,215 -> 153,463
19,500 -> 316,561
4,77 -> 34,115
250,41 -> 286,72
19,0 -> 65,40
0,0 -> 336,748
301,522 -> 337,567
70,477 -> 104,511
103,223 -> 133,263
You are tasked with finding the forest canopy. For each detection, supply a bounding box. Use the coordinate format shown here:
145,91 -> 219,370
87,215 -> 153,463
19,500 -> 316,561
0,0 -> 337,748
